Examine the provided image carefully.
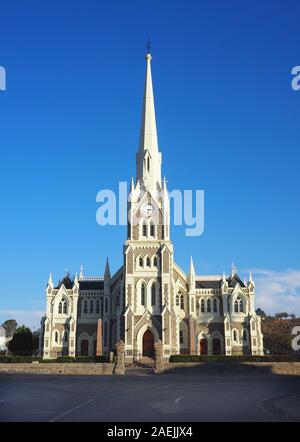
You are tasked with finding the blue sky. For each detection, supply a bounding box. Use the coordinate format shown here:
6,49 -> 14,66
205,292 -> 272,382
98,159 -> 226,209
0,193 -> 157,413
0,0 -> 299,328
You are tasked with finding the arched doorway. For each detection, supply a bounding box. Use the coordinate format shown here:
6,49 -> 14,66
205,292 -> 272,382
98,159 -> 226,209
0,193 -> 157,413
81,339 -> 89,356
142,329 -> 155,358
212,338 -> 221,355
200,338 -> 208,355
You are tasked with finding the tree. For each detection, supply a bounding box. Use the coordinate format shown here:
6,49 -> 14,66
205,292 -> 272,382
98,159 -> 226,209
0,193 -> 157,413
256,308 -> 267,319
2,319 -> 17,338
8,325 -> 34,356
274,312 -> 289,320
33,330 -> 40,356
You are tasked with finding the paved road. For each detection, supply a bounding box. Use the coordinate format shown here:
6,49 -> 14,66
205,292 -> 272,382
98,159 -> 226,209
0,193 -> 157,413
0,373 -> 300,422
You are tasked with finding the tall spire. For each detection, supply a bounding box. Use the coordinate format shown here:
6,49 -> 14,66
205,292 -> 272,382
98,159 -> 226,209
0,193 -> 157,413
136,49 -> 162,193
104,257 -> 111,280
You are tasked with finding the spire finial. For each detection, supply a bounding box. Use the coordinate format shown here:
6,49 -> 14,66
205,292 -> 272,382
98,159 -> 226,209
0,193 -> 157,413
80,264 -> 84,280
231,262 -> 237,277
146,35 -> 151,54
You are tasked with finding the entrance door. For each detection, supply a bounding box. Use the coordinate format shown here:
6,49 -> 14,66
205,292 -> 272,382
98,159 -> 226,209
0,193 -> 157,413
200,338 -> 208,355
81,339 -> 89,356
212,338 -> 221,355
142,329 -> 155,358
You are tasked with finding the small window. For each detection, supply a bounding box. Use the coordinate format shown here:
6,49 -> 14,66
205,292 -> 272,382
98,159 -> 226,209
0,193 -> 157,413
176,294 -> 179,306
141,284 -> 146,306
139,257 -> 143,267
234,299 -> 239,313
146,257 -> 151,267
84,300 -> 88,314
55,331 -> 58,343
96,300 -> 100,314
207,299 -> 211,313
213,298 -> 218,313
153,256 -> 158,267
63,301 -> 67,315
90,300 -> 94,314
142,222 -> 147,237
180,295 -> 184,310
151,283 -> 156,306
200,299 -> 205,313
233,330 -> 238,342
147,156 -> 150,172
58,302 -> 62,314
150,223 -> 155,237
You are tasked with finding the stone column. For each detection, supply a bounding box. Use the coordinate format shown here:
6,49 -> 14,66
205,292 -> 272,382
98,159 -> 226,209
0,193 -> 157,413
96,319 -> 103,356
154,340 -> 164,373
114,340 -> 125,375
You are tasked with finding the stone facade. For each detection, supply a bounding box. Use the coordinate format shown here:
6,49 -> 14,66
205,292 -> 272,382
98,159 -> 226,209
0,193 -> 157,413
41,51 -> 264,360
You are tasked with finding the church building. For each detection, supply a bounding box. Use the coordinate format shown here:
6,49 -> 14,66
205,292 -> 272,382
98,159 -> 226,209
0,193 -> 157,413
42,51 -> 264,360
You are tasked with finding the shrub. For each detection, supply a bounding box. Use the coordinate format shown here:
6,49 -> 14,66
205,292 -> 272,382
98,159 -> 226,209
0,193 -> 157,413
169,354 -> 300,363
0,355 -> 108,364
0,355 -> 41,363
75,356 -> 107,363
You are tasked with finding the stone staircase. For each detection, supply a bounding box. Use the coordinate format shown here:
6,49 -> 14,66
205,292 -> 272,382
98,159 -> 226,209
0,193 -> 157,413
125,357 -> 155,375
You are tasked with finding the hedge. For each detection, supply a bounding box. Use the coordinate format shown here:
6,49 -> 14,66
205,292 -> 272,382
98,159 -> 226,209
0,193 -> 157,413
0,355 -> 107,364
169,354 -> 300,363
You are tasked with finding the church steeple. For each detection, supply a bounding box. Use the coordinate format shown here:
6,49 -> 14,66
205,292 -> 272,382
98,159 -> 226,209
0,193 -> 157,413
136,50 -> 162,194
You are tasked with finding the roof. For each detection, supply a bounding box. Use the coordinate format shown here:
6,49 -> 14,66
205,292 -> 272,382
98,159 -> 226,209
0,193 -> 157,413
55,276 -> 74,290
79,280 -> 104,291
195,280 -> 221,289
195,274 -> 246,289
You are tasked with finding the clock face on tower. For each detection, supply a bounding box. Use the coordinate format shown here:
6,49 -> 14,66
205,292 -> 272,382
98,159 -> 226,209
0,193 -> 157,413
141,203 -> 154,218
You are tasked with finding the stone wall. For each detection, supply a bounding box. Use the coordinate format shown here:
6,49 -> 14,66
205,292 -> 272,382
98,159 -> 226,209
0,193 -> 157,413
0,363 -> 114,376
159,362 -> 300,376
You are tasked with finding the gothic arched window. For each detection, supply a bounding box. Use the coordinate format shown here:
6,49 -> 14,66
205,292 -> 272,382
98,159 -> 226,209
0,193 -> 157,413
58,302 -> 62,314
139,257 -> 143,267
146,257 -> 151,267
63,300 -> 67,314
153,256 -> 158,267
141,284 -> 146,306
151,283 -> 156,306
55,331 -> 59,343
